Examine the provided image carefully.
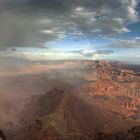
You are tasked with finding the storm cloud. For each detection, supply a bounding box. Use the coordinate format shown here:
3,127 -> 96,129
0,0 -> 138,50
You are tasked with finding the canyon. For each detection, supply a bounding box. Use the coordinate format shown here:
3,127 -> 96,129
0,60 -> 139,140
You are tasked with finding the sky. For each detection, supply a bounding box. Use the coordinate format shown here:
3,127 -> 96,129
0,0 -> 140,63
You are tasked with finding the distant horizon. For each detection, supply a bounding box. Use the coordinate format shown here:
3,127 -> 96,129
0,55 -> 140,65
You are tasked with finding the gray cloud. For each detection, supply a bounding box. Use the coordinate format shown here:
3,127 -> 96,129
109,37 -> 140,48
64,49 -> 114,59
80,50 -> 114,57
0,0 -> 138,50
94,50 -> 114,54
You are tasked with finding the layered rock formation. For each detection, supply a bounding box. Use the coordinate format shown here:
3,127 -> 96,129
89,61 -> 140,120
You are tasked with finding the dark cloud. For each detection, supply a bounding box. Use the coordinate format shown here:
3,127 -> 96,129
24,0 -> 74,12
11,48 -> 16,52
0,0 -> 138,50
94,50 -> 114,54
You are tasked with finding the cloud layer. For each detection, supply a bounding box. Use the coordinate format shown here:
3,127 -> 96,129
0,0 -> 138,50
108,37 -> 140,48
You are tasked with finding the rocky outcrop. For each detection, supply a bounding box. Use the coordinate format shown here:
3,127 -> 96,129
20,88 -> 64,125
0,130 -> 6,140
89,61 -> 140,120
122,100 -> 138,111
94,132 -> 117,140
94,125 -> 140,140
97,61 -> 137,83
117,69 -> 135,82
91,79 -> 118,96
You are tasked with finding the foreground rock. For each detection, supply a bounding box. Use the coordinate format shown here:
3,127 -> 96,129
95,125 -> 140,140
0,130 -> 6,140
